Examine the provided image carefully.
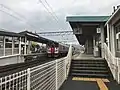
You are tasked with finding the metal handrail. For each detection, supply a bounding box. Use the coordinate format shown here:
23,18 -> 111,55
103,43 -> 120,84
0,45 -> 73,90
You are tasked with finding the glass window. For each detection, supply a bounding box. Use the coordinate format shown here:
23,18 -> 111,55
5,36 -> 12,55
14,37 -> 19,54
116,25 -> 120,51
0,36 -> 4,56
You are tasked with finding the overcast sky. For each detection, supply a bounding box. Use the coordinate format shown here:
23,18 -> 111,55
0,0 -> 120,43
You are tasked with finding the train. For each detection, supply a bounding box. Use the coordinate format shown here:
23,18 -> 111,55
46,43 -> 69,57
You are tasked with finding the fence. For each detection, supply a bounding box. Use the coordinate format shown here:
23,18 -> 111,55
0,45 -> 72,90
103,43 -> 120,84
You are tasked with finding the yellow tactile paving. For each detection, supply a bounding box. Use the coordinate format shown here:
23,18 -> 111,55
72,77 -> 109,90
102,79 -> 110,82
97,79 -> 108,90
72,77 -> 109,82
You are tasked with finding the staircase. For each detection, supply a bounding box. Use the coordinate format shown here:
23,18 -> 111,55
70,59 -> 111,78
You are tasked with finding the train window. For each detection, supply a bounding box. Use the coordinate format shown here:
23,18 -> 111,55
63,46 -> 65,50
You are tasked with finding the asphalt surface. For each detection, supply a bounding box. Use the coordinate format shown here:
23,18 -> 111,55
59,77 -> 99,90
105,80 -> 120,90
59,77 -> 120,90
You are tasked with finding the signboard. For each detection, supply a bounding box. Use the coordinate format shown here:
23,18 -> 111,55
73,28 -> 82,34
96,28 -> 101,33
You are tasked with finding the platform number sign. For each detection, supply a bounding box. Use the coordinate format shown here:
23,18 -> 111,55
73,28 -> 82,34
96,28 -> 101,33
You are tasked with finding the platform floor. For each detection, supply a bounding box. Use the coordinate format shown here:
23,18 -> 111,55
72,53 -> 102,60
61,53 -> 120,90
59,77 -> 120,90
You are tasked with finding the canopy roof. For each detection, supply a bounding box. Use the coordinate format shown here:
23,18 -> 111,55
19,31 -> 58,44
0,30 -> 24,37
66,16 -> 109,23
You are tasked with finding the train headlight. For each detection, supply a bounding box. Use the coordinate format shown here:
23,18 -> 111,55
55,48 -> 59,53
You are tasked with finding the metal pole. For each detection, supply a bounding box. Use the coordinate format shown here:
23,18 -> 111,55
117,58 -> 120,84
56,60 -> 58,90
27,68 -> 30,90
12,37 -> 14,55
100,24 -> 105,58
64,58 -> 67,80
3,36 -> 5,56
107,24 -> 110,49
19,37 -> 21,55
24,37 -> 27,55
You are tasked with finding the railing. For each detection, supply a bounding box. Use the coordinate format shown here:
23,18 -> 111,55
0,70 -> 27,90
0,45 -> 72,90
103,43 -> 120,84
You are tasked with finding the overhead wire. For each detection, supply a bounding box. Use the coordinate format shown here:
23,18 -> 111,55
44,0 -> 59,21
38,0 -> 68,44
38,0 -> 58,22
0,4 -> 43,31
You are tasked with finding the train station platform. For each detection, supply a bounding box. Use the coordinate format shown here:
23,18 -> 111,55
59,76 -> 120,90
72,53 -> 102,60
60,53 -> 120,90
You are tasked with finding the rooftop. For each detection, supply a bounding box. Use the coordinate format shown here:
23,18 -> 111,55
0,30 -> 24,37
66,16 -> 110,23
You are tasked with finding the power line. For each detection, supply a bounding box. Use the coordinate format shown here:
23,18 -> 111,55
0,9 -> 22,21
38,31 -> 73,34
0,4 -> 43,31
0,4 -> 26,20
38,0 -> 66,32
44,0 -> 59,20
38,0 -> 58,22
37,31 -> 73,36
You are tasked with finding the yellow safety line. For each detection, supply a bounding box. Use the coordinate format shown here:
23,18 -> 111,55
97,79 -> 108,90
102,79 -> 110,82
72,77 -> 109,90
72,77 -> 109,82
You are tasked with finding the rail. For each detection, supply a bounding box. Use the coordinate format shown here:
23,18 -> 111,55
103,43 -> 120,84
0,45 -> 72,90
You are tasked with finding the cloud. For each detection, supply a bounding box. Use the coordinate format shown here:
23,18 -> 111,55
0,0 -> 120,44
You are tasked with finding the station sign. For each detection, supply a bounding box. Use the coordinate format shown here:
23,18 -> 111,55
96,28 -> 101,33
73,28 -> 82,34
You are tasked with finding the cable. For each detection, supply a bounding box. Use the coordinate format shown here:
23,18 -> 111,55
38,0 -> 58,22
0,9 -> 22,21
0,4 -> 26,20
44,0 -> 59,20
38,0 -> 67,32
0,4 -> 43,31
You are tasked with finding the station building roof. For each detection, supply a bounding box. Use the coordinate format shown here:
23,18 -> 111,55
105,6 -> 120,25
19,31 -> 58,44
66,16 -> 110,45
0,30 -> 24,37
66,16 -> 109,23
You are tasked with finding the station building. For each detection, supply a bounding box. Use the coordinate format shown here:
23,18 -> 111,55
67,6 -> 120,58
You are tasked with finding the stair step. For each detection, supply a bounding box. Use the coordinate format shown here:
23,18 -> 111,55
72,59 -> 105,61
71,73 -> 109,78
72,58 -> 105,61
72,67 -> 107,70
70,58 -> 111,78
71,69 -> 108,73
71,63 -> 106,67
72,61 -> 105,64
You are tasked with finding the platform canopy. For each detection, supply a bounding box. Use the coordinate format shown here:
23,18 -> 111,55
0,30 -> 24,37
66,16 -> 109,45
19,31 -> 58,44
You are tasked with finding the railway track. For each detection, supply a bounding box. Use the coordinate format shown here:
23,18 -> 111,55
0,56 -> 62,78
